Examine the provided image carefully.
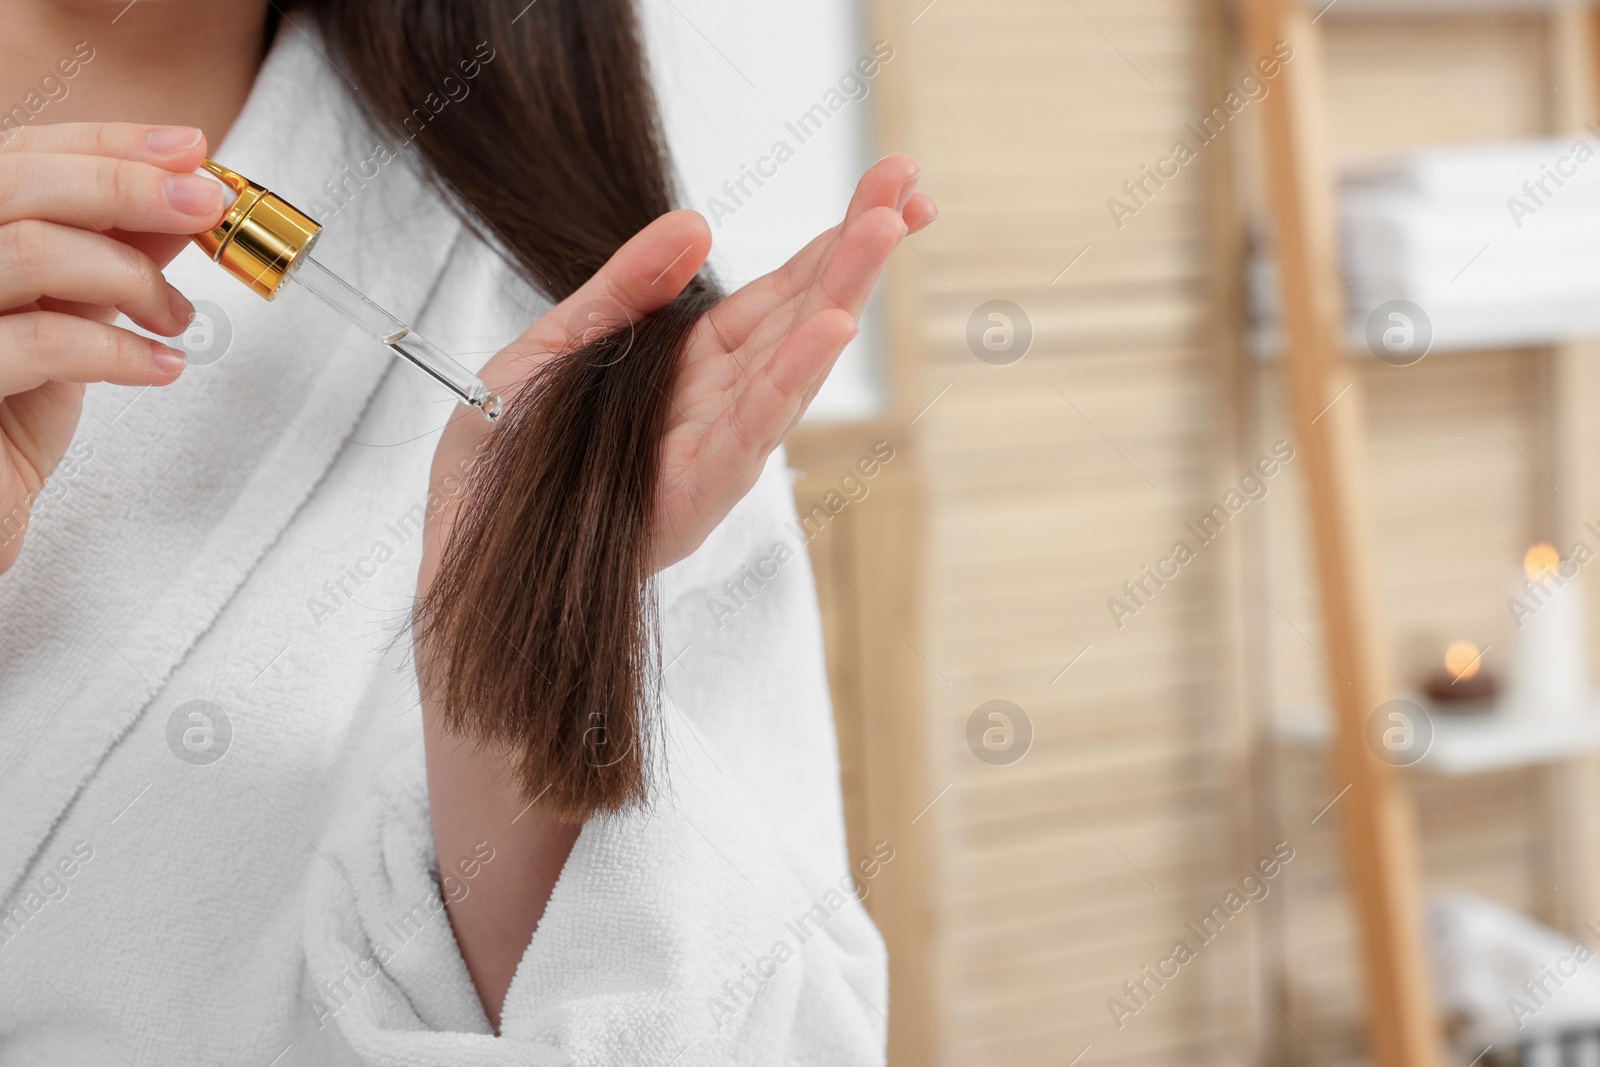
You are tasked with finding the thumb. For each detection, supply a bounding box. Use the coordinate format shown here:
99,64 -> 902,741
479,209 -> 713,398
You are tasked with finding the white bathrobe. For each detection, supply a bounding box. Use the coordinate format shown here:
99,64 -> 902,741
0,25 -> 886,1067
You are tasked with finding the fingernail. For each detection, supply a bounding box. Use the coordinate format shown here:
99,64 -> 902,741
896,176 -> 920,212
208,170 -> 239,210
164,173 -> 225,216
151,338 -> 186,376
167,287 -> 195,327
147,126 -> 202,155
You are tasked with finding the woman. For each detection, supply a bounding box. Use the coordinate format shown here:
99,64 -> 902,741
0,0 -> 936,1063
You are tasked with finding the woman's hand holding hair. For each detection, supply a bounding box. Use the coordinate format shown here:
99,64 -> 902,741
0,122 -> 227,573
417,154 -> 934,1029
423,153 -> 936,583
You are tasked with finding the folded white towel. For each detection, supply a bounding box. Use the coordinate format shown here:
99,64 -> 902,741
1252,134 -> 1600,353
1343,141 -> 1600,348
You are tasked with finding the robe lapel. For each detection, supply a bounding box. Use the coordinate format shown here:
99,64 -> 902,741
0,25 -> 464,901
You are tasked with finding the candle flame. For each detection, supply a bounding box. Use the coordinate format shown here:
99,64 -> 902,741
1526,542 -> 1561,581
1445,640 -> 1482,681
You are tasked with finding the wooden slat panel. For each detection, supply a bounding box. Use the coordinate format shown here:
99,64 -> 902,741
875,0 -> 1257,1063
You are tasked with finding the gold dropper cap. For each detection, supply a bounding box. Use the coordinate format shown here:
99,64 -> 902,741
191,159 -> 322,300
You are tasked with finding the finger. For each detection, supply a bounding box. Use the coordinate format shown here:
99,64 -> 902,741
552,209 -> 710,328
0,123 -> 208,171
0,220 -> 193,334
11,128 -> 248,269
0,312 -> 185,395
0,153 -> 231,233
698,228 -> 837,353
843,153 -> 919,230
707,160 -> 920,346
113,232 -> 196,271
800,205 -> 906,322
495,210 -> 712,382
38,297 -> 116,323
723,308 -> 858,457
714,194 -> 930,354
726,159 -> 916,325
903,192 -> 939,233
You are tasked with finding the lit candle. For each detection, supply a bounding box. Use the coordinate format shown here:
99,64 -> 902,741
1423,639 -> 1497,706
1510,543 -> 1589,719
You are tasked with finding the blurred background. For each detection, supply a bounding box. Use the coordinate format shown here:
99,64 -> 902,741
649,1 -> 1600,1065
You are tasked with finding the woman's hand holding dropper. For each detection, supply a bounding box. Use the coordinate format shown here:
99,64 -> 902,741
0,122 -> 226,572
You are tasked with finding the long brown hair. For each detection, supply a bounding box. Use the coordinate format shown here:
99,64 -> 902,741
313,0 -> 717,820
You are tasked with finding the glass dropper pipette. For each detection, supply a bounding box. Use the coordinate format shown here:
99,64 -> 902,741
190,159 -> 501,421
283,254 -> 501,419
